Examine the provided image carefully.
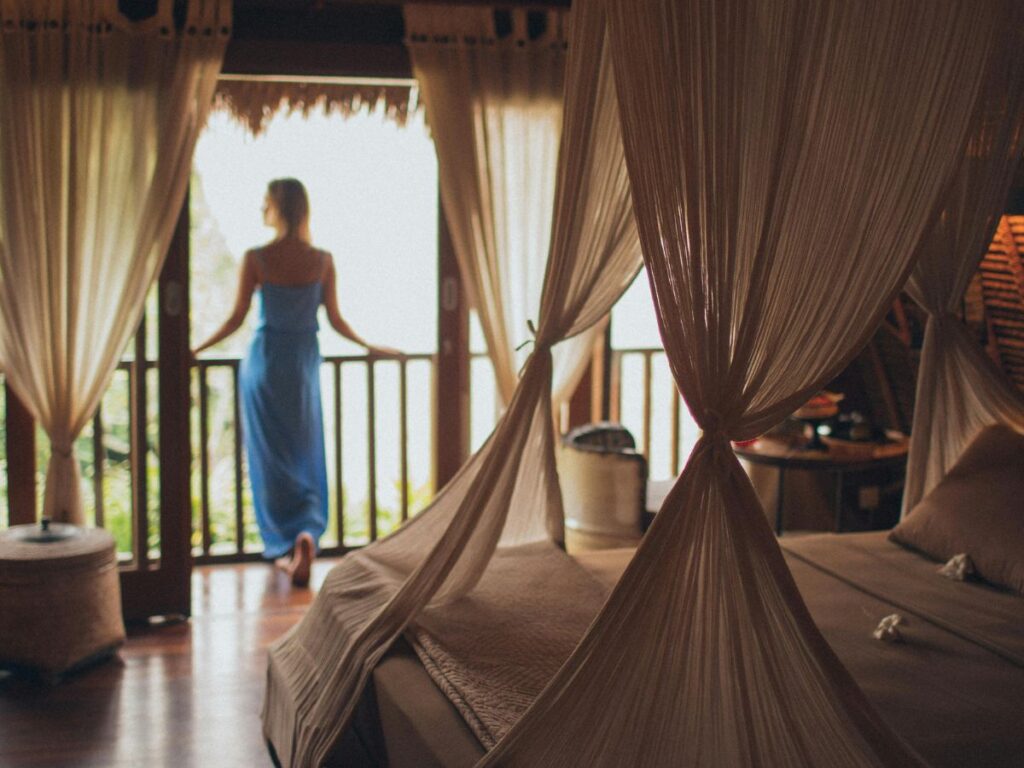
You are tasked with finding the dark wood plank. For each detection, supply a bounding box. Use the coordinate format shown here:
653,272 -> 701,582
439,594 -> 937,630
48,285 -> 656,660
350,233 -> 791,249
0,559 -> 337,768
566,358 -> 594,430
434,204 -> 470,491
223,39 -> 412,79
224,1 -> 572,78
5,383 -> 36,526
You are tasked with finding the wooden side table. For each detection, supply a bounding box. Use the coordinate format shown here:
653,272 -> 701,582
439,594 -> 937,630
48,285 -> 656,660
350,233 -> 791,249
733,438 -> 909,534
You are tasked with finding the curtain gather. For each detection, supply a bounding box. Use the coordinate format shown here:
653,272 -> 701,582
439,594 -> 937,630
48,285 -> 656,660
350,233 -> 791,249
901,21 -> 1024,515
0,0 -> 229,523
482,1 -> 1011,765
261,5 -> 641,764
406,6 -> 599,406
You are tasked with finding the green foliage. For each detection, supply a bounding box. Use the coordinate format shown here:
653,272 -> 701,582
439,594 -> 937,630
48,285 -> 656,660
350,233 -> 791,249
344,478 -> 433,546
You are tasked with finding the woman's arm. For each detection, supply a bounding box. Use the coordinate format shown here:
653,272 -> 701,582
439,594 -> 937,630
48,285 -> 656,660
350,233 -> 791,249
322,255 -> 400,356
192,251 -> 259,355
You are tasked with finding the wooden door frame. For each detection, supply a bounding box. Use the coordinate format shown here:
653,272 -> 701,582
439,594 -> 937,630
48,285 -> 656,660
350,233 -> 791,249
120,198 -> 193,623
434,203 -> 470,489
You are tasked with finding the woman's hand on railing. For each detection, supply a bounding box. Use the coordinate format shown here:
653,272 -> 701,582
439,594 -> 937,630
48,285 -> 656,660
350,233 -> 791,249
367,345 -> 403,358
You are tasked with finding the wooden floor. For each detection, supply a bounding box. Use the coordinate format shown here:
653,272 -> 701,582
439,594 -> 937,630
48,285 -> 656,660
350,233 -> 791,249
0,558 -> 338,768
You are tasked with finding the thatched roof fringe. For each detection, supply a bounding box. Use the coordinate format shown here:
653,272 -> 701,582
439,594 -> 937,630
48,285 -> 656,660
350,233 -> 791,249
212,79 -> 420,136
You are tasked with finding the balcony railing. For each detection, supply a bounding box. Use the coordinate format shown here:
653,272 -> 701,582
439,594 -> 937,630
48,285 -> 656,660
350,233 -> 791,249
608,347 -> 699,480
0,346 -> 687,563
191,353 -> 437,563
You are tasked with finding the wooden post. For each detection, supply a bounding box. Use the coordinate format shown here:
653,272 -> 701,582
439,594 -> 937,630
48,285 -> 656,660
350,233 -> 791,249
131,315 -> 149,567
5,383 -> 36,525
156,196 -> 193,616
598,321 -> 612,421
565,364 -> 593,431
566,329 -> 610,430
121,195 -> 193,624
434,205 -> 470,492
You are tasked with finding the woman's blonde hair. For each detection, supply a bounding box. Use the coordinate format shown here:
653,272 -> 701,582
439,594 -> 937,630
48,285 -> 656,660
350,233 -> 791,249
267,178 -> 311,242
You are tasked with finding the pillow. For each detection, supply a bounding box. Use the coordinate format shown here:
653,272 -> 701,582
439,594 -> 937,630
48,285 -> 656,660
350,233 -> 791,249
890,424 -> 1024,594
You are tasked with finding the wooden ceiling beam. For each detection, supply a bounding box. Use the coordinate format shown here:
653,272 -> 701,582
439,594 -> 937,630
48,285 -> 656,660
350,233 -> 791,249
225,1 -> 569,78
233,0 -> 570,10
223,39 -> 411,78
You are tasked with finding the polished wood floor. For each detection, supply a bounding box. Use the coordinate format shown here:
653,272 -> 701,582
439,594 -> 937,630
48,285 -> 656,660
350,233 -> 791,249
0,558 -> 338,767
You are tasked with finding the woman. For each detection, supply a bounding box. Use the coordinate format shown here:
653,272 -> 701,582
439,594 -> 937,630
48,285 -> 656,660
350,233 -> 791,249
193,178 -> 396,586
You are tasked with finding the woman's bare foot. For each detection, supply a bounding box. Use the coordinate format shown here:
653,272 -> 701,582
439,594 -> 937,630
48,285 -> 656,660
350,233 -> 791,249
273,555 -> 292,573
290,532 -> 315,588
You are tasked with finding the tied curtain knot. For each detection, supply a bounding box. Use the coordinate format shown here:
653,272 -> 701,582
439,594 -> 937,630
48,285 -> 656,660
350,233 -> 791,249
515,319 -> 541,352
518,320 -> 558,379
697,408 -> 730,443
51,439 -> 74,459
517,335 -> 555,384
693,409 -> 737,472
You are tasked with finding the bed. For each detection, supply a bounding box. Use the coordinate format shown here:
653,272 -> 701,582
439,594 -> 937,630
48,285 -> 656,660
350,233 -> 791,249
336,531 -> 1024,767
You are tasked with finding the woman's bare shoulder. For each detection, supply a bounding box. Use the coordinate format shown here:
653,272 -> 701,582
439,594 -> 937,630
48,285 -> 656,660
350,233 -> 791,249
315,248 -> 335,274
244,242 -> 275,260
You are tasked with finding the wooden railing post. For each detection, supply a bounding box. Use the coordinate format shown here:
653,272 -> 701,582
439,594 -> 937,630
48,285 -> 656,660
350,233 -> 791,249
598,321 -> 612,422
565,326 -> 612,430
5,382 -> 36,525
566,359 -> 594,431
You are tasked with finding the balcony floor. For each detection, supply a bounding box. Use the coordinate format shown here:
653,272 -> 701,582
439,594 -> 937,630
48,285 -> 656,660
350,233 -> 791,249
0,558 -> 339,767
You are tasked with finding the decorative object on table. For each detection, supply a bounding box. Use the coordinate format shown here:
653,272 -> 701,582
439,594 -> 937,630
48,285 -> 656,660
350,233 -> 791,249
820,411 -> 906,458
833,411 -> 878,442
0,519 -> 125,681
792,391 -> 843,450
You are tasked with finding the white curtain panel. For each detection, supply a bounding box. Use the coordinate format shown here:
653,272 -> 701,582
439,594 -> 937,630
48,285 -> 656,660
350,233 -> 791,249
901,24 -> 1024,515
481,1 -> 1011,766
0,0 -> 229,524
406,5 -> 599,406
262,6 -> 641,764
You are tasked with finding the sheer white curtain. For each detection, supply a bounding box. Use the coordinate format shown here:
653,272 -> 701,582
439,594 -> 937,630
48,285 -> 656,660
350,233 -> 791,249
482,1 -> 1011,765
0,0 -> 229,524
902,24 -> 1024,515
262,6 -> 641,763
406,6 -> 598,406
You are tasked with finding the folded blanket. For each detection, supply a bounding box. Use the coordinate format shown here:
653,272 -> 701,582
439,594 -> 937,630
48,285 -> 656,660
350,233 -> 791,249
406,541 -> 609,749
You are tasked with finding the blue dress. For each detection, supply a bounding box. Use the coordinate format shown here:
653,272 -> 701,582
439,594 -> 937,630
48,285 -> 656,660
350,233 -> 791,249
240,282 -> 328,559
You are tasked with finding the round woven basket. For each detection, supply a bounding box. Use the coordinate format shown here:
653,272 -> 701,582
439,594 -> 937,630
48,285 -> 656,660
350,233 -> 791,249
0,522 -> 125,678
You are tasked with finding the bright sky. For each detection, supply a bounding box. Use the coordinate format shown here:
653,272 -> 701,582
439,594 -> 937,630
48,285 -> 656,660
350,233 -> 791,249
612,269 -> 662,349
193,107 -> 439,355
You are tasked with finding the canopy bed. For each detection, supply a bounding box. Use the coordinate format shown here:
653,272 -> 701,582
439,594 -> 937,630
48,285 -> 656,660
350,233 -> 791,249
352,426 -> 1024,768
359,531 -> 1024,767
262,0 -> 1024,766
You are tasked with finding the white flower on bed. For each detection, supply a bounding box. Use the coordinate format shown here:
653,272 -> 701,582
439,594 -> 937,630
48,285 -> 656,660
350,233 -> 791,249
873,613 -> 906,643
938,553 -> 975,582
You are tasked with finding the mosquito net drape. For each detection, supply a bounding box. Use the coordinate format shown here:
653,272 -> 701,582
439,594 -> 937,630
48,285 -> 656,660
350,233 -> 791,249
481,1 -> 1010,766
406,6 -> 599,406
0,0 -> 229,523
261,6 -> 641,764
901,17 -> 1024,516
